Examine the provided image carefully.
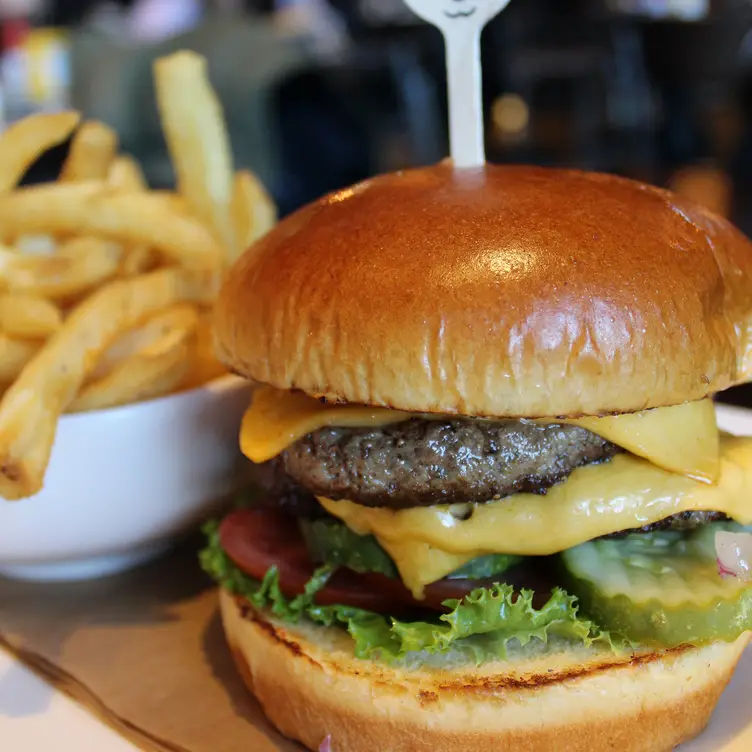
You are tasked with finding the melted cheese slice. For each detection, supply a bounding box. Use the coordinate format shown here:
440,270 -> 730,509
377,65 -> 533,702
557,399 -> 719,483
240,386 -> 719,481
376,540 -> 476,598
240,386 -> 412,463
318,435 -> 752,598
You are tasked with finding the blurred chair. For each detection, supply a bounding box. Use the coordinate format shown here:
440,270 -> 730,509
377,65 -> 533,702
69,5 -> 447,214
69,14 -> 313,203
320,1 -> 446,171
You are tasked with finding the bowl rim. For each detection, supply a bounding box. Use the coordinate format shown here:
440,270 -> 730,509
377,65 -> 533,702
60,373 -> 248,425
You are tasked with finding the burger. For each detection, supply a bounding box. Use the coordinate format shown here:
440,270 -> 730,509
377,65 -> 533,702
203,163 -> 752,751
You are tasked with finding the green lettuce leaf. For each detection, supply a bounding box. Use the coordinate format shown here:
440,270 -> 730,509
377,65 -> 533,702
298,516 -> 522,580
201,520 -> 622,663
299,517 -> 399,577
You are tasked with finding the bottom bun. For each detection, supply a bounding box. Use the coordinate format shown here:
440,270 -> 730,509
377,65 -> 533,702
219,589 -> 750,752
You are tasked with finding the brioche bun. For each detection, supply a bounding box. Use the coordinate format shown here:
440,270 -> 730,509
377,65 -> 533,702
220,589 -> 749,752
214,163 -> 752,418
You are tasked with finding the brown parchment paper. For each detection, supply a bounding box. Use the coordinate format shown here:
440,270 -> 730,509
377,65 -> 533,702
0,541 -> 300,751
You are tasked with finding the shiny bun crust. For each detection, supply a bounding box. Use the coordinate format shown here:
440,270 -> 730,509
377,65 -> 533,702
220,590 -> 749,752
215,163 -> 752,417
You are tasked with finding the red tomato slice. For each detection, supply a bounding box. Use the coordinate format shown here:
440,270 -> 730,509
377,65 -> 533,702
219,508 -> 537,614
220,508 -> 408,613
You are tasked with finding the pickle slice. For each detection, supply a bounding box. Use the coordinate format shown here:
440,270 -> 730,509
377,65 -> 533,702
560,523 -> 752,647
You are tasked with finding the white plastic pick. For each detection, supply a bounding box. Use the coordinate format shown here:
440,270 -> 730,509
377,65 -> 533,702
402,0 -> 511,168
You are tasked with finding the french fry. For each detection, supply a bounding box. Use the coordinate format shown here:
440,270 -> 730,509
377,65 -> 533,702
70,327 -> 193,412
230,169 -> 277,262
120,246 -> 160,276
90,303 -> 198,380
14,234 -> 57,256
106,154 -> 148,193
60,120 -> 118,182
181,307 -> 227,389
0,266 -> 219,499
154,51 -> 234,254
0,237 -> 122,301
0,111 -> 80,193
0,293 -> 62,338
141,190 -> 191,214
0,335 -> 40,382
0,50 -> 279,499
0,182 -> 223,268
106,154 -> 159,276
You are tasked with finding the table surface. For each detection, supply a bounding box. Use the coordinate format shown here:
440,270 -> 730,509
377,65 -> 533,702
1,403 -> 751,751
0,647 -> 136,751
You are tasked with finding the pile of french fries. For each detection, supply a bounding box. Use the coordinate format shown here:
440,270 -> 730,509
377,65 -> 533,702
0,51 -> 276,500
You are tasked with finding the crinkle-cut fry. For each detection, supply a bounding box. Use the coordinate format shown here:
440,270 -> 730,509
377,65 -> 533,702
60,120 -> 118,182
0,293 -> 62,338
0,111 -> 80,193
230,169 -> 277,263
106,154 -> 148,192
154,51 -> 235,254
70,327 -> 193,412
0,182 -> 222,267
0,335 -> 40,382
90,303 -> 198,380
1,236 -> 123,301
0,266 -> 220,499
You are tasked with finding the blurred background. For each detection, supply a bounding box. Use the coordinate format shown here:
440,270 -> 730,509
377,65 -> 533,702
1,0 -> 752,401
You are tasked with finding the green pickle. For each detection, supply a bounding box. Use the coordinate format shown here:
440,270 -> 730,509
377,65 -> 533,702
560,522 -> 752,647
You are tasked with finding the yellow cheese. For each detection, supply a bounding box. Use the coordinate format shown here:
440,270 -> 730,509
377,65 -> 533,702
556,398 -> 719,483
239,386 -> 719,481
240,386 -> 411,463
318,435 -> 752,598
375,540 -> 477,599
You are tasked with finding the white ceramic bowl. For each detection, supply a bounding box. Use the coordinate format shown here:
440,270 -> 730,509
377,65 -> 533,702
0,374 -> 251,581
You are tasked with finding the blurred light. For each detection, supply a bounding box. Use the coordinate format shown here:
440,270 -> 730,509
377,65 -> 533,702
668,166 -> 731,219
129,0 -> 202,43
607,0 -> 709,22
491,94 -> 529,145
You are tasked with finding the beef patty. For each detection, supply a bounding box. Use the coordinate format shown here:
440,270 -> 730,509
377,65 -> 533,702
607,510 -> 728,536
253,417 -> 729,532
278,418 -> 621,509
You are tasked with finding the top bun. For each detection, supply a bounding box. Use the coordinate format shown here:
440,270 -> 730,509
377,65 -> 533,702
214,163 -> 752,418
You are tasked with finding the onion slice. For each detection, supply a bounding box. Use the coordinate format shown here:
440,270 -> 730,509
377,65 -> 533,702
319,735 -> 333,752
715,531 -> 752,580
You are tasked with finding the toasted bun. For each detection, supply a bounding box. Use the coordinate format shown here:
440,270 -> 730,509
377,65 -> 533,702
220,590 -> 750,752
215,163 -> 752,418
